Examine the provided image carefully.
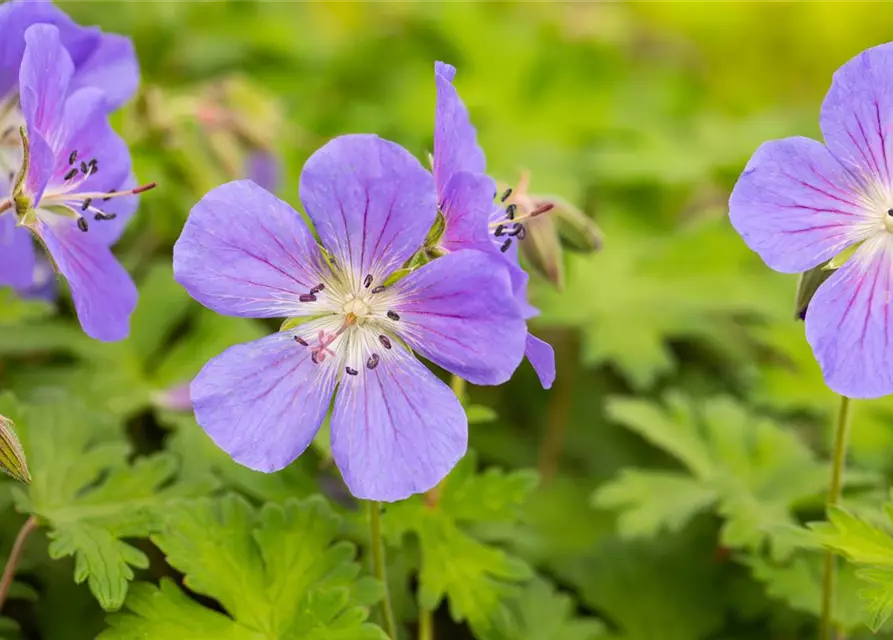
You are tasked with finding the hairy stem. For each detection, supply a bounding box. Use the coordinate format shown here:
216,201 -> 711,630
819,395 -> 852,640
0,516 -> 37,612
368,501 -> 397,639
537,331 -> 576,484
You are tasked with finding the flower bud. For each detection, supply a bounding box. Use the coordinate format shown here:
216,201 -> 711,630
550,194 -> 604,253
0,414 -> 30,485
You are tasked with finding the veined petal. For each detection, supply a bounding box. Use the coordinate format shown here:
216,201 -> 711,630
729,136 -> 875,273
20,24 -> 73,137
35,215 -> 136,341
434,61 -> 486,198
821,42 -> 893,190
0,0 -> 98,99
331,344 -> 466,502
68,33 -> 138,110
191,329 -> 338,473
389,249 -> 526,385
0,215 -> 35,290
174,180 -> 327,318
439,171 -> 497,254
299,134 -> 436,282
25,129 -> 53,204
525,333 -> 555,389
805,234 -> 893,398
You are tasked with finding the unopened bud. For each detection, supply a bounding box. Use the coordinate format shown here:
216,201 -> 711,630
0,414 -> 30,485
794,261 -> 834,321
549,194 -> 604,253
519,213 -> 565,290
151,383 -> 192,412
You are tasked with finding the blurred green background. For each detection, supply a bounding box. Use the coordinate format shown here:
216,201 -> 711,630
6,2 -> 893,639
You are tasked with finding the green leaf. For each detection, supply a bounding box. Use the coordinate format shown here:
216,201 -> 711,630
101,495 -> 386,639
384,453 -> 537,635
11,394 -> 210,610
594,469 -> 717,538
810,501 -> 893,631
0,289 -> 52,325
485,577 -> 607,640
598,394 -> 835,560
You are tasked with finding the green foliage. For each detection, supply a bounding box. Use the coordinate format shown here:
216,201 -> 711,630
4,393 -> 210,611
811,502 -> 893,631
384,454 -> 538,635
102,495 -> 385,640
594,394 -> 842,560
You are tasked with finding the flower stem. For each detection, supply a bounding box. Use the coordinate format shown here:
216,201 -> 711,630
419,605 -> 434,640
368,501 -> 397,639
819,394 -> 853,640
0,516 -> 37,612
537,331 -> 575,484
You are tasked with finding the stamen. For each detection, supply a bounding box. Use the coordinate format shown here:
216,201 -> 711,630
506,204 -> 517,220
94,212 -> 117,221
387,310 -> 400,321
887,208 -> 893,217
103,189 -> 116,202
81,198 -> 92,211
76,217 -> 88,232
507,223 -> 524,238
529,202 -> 554,217
310,283 -> 325,294
500,187 -> 512,202
500,239 -> 512,253
64,168 -> 78,181
345,366 -> 358,376
131,182 -> 157,195
68,150 -> 77,165
311,351 -> 321,364
494,224 -> 506,237
371,285 -> 386,294
294,336 -> 308,346
379,335 -> 392,350
366,353 -> 380,370
364,274 -> 373,288
299,294 -> 317,303
79,161 -> 88,175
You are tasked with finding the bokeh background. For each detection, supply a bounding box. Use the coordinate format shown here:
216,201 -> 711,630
6,2 -> 893,639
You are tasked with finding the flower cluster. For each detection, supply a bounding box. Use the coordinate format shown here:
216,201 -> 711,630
730,43 -> 893,399
0,1 -> 151,341
174,63 -> 556,501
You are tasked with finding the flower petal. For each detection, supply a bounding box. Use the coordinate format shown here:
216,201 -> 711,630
390,249 -> 526,385
433,61 -> 486,198
35,215 -> 136,341
331,344 -> 466,501
246,150 -> 279,193
191,329 -> 337,473
174,180 -> 327,318
805,234 -> 893,398
525,333 -> 555,389
20,24 -> 73,137
0,0 -> 98,99
0,215 -> 35,291
821,42 -> 893,188
729,137 -> 874,273
68,33 -> 138,110
439,171 -> 497,254
299,134 -> 436,281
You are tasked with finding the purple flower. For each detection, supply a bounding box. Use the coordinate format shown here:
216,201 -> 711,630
173,134 -> 527,502
432,61 -> 555,388
0,24 -> 150,341
729,42 -> 893,399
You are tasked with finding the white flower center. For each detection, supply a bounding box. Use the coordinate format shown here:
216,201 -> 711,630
0,94 -> 23,185
341,293 -> 372,319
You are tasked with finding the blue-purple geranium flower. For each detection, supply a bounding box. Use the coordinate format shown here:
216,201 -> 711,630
174,134 -> 527,502
431,61 -> 556,389
0,23 -> 150,341
730,42 -> 893,399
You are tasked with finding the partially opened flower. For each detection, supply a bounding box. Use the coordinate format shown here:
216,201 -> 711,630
431,61 -> 556,388
730,42 -> 893,399
174,134 -> 527,502
0,24 -> 152,341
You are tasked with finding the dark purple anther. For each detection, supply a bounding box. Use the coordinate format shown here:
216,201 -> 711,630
506,203 -> 516,220
294,336 -> 308,346
387,310 -> 400,321
299,294 -> 317,303
68,150 -> 77,165
310,283 -> 325,294
345,366 -> 358,376
364,274 -> 373,288
372,285 -> 386,294
81,198 -> 92,211
379,335 -> 392,349
77,218 -> 88,232
366,353 -> 380,370
500,187 -> 512,202
500,239 -> 512,253
64,168 -> 78,181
